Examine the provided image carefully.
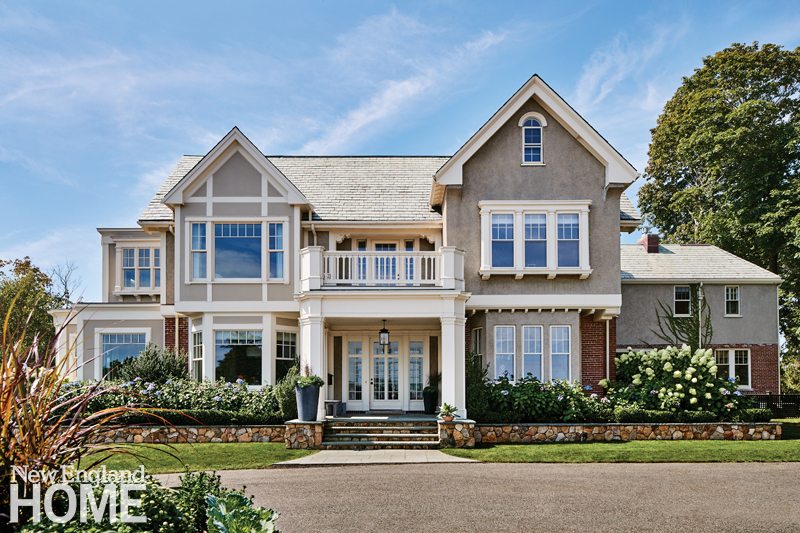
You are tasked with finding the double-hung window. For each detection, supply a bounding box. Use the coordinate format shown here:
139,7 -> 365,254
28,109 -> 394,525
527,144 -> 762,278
275,331 -> 297,382
550,325 -> 571,381
268,223 -> 284,280
674,286 -> 691,316
524,214 -> 547,267
191,331 -> 203,381
215,330 -> 262,385
191,223 -> 208,279
714,348 -> 750,388
494,326 -> 515,380
522,326 -> 543,380
491,214 -> 514,268
522,119 -> 543,163
725,286 -> 741,316
215,223 -> 262,279
121,247 -> 160,290
557,214 -> 580,267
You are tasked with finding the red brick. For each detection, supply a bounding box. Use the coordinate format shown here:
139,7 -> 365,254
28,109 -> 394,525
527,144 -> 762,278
580,316 -> 615,392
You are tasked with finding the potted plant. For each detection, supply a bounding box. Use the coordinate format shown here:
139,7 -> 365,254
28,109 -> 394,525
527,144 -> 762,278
437,403 -> 458,422
295,365 -> 325,421
422,373 -> 441,415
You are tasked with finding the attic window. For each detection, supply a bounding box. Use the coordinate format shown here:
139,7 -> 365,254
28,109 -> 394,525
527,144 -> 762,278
518,112 -> 548,165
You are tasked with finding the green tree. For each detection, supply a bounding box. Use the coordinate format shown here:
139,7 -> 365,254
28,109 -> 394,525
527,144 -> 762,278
0,257 -> 68,350
638,42 -> 800,360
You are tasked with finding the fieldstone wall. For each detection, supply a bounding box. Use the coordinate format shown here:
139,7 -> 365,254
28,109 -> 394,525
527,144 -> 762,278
284,420 -> 324,449
462,422 -> 782,447
438,420 -> 476,448
93,425 -> 285,444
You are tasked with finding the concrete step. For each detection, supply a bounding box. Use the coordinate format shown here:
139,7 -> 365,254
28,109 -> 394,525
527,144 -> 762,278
321,440 -> 441,450
324,433 -> 439,441
325,425 -> 438,433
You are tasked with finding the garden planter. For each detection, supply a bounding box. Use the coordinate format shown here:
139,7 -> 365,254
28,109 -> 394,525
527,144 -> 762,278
422,389 -> 438,415
441,415 -> 454,422
295,385 -> 321,421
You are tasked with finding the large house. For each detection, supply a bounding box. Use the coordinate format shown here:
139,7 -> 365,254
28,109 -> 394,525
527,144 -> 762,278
52,75 -> 782,418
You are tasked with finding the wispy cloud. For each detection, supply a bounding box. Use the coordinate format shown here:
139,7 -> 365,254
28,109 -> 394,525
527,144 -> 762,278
299,11 -> 506,154
574,19 -> 688,113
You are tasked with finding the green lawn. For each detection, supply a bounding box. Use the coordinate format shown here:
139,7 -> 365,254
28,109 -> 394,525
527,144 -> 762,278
83,443 -> 315,474
443,419 -> 800,463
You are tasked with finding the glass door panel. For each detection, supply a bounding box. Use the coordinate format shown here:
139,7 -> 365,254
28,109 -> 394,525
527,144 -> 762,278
346,339 -> 366,411
371,340 -> 400,408
408,340 -> 424,401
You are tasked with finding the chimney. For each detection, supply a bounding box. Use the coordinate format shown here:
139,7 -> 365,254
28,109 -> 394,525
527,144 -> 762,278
637,233 -> 660,253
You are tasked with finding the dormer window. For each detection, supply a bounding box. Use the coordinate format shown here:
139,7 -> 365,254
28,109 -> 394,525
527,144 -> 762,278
519,112 -> 547,165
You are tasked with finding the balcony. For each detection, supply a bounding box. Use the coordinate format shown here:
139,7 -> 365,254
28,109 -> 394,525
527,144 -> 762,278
300,246 -> 464,291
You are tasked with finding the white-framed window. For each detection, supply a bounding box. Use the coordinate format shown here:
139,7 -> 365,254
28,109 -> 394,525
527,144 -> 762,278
478,201 -> 590,278
557,213 -> 580,268
725,286 -> 741,316
275,330 -> 297,382
409,340 -> 425,401
101,332 -> 147,376
491,214 -> 514,268
494,325 -> 515,380
268,223 -> 285,280
524,214 -> 547,268
191,331 -> 203,381
674,286 -> 691,316
215,330 -> 262,385
191,223 -> 208,279
214,223 -> 262,279
519,112 -> 547,164
471,327 -> 483,355
120,247 -> 160,291
550,325 -> 571,381
522,326 -> 543,380
714,348 -> 750,388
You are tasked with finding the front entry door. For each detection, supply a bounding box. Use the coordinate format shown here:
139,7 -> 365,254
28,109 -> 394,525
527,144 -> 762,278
371,340 -> 401,410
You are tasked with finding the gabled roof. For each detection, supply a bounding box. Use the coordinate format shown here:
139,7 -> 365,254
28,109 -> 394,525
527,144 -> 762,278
432,74 -> 639,197
161,127 -> 309,208
621,244 -> 782,284
139,154 -> 641,224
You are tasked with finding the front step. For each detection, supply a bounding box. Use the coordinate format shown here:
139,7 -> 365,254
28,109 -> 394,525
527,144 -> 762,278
322,418 -> 441,449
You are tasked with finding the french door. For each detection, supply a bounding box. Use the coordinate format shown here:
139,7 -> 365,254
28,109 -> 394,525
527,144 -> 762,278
371,340 -> 400,410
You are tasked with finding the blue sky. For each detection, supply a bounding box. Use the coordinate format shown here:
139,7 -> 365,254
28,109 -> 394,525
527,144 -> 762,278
1,0 -> 799,301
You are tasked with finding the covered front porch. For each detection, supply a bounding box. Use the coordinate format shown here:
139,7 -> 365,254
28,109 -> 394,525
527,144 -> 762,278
297,291 -> 469,420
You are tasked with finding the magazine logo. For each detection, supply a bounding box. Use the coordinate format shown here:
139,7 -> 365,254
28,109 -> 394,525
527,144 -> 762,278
9,465 -> 147,524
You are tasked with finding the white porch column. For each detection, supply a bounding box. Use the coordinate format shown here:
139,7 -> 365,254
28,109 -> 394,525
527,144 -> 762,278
440,316 -> 467,418
202,313 -> 214,381
299,315 -> 327,420
262,313 -> 275,386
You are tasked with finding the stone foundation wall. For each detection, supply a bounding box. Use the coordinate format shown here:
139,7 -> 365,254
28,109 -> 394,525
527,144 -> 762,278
93,425 -> 285,444
438,420 -> 476,447
284,420 -> 324,449
464,423 -> 781,447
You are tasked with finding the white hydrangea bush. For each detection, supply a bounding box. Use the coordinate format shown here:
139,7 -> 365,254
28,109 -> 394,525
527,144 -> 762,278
599,345 -> 747,415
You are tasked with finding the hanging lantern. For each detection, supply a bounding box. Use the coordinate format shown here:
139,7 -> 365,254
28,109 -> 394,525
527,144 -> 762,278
379,320 -> 390,347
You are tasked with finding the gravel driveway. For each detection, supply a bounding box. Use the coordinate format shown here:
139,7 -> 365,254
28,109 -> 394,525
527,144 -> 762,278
198,462 -> 800,532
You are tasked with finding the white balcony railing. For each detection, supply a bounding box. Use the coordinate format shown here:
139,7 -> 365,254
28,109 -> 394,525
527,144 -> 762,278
300,247 -> 464,291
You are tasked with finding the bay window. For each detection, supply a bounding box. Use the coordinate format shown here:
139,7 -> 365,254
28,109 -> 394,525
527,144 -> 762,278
494,325 -> 515,380
215,330 -> 262,385
275,330 -> 297,382
268,223 -> 285,280
119,246 -> 160,291
191,331 -> 203,381
491,214 -> 514,268
557,214 -> 580,267
524,214 -> 547,267
191,223 -> 207,279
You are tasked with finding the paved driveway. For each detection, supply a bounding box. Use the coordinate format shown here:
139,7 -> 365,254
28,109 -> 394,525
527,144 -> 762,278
206,462 -> 800,532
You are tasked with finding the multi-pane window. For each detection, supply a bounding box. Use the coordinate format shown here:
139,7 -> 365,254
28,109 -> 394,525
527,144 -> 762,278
522,326 -> 543,380
409,340 -> 424,401
215,330 -> 262,385
101,333 -> 147,376
715,348 -> 750,387
725,286 -> 741,316
524,214 -> 547,267
191,223 -> 207,279
550,325 -> 571,381
674,286 -> 691,316
191,331 -> 203,381
471,328 -> 483,355
268,223 -> 284,280
491,214 -> 514,268
494,326 -> 515,380
215,223 -> 262,279
275,331 -> 297,382
557,214 -> 580,267
522,118 -> 543,163
348,340 -> 363,401
121,248 -> 160,290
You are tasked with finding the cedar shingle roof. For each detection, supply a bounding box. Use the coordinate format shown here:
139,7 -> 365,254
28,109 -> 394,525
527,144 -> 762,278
621,244 -> 781,283
139,155 -> 640,224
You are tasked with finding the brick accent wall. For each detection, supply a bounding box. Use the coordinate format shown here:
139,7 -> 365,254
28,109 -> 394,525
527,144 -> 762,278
580,316 -> 615,391
617,343 -> 780,394
164,317 -> 190,353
